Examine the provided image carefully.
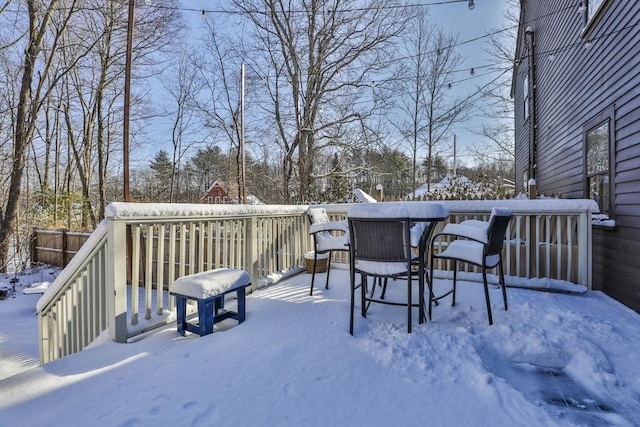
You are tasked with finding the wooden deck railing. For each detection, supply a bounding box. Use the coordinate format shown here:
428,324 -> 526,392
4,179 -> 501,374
324,199 -> 595,287
37,199 -> 597,363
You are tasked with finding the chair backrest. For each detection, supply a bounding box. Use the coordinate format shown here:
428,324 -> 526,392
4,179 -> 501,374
307,207 -> 329,225
348,217 -> 413,264
485,208 -> 513,256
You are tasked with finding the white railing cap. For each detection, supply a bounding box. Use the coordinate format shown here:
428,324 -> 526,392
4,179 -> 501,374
435,199 -> 598,214
105,202 -> 306,219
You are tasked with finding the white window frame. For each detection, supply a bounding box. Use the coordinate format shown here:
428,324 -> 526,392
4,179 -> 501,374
583,106 -> 615,218
581,0 -> 612,38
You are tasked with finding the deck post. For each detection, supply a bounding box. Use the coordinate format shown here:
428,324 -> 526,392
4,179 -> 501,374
106,218 -> 129,342
578,211 -> 592,289
245,216 -> 258,290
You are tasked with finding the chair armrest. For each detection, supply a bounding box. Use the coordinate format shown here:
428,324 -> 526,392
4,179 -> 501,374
309,219 -> 348,235
437,223 -> 489,244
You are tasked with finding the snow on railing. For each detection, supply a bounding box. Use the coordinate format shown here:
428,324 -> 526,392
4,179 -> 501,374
37,199 -> 597,364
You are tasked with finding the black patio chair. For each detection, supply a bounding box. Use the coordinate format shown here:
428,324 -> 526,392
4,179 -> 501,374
375,221 -> 440,308
429,207 -> 513,325
348,205 -> 422,334
306,208 -> 349,296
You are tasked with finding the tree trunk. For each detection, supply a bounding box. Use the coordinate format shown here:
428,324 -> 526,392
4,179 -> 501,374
0,0 -> 44,271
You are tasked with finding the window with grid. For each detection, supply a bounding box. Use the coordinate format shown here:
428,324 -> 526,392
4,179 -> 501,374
585,120 -> 610,216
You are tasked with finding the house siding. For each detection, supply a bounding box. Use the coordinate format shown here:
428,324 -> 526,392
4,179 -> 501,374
514,0 -> 640,312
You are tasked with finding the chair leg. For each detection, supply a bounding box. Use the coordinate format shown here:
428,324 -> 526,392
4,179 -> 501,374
361,274 -> 367,318
419,266 -> 426,324
349,266 -> 356,335
368,277 -> 377,298
380,278 -> 388,299
428,257 -> 434,320
482,268 -> 494,325
452,261 -> 457,307
325,253 -> 332,290
407,272 -> 412,333
499,260 -> 508,311
309,253 -> 318,296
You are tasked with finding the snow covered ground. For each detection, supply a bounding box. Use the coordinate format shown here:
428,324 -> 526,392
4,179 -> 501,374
0,265 -> 639,426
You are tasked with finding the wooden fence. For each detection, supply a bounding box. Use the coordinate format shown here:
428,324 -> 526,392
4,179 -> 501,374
31,228 -> 92,268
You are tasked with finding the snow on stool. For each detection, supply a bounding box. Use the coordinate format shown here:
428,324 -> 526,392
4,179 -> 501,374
170,268 -> 250,337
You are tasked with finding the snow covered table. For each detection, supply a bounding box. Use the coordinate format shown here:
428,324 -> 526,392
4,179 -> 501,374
170,268 -> 250,337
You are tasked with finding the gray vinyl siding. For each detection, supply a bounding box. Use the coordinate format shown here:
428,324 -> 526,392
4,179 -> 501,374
514,0 -> 640,312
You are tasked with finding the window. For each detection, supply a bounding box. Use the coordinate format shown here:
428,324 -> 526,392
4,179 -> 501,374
523,75 -> 530,121
581,0 -> 612,37
588,0 -> 604,21
584,111 -> 613,216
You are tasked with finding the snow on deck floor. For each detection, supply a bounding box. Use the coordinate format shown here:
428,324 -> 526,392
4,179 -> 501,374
0,267 -> 639,427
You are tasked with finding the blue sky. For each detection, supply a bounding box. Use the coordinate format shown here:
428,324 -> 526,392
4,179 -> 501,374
140,0 -> 515,170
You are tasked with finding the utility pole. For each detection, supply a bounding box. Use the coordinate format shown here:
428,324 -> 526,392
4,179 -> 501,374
123,0 -> 135,202
123,0 -> 135,286
240,63 -> 246,204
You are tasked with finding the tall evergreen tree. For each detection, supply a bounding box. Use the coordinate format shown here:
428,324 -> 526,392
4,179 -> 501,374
328,153 -> 349,203
149,150 -> 173,201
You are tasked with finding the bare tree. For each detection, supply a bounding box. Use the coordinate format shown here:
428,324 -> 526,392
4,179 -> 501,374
193,18 -> 245,198
470,0 -> 519,178
393,8 -> 440,199
237,0 -> 408,202
160,50 -> 201,202
420,28 -> 468,192
0,0 -> 88,271
0,0 -> 182,270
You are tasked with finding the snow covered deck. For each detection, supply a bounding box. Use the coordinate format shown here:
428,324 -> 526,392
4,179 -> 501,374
36,199 -> 597,364
2,267 -> 639,426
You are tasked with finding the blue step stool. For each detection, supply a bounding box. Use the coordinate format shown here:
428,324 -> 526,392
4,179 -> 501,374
170,268 -> 250,336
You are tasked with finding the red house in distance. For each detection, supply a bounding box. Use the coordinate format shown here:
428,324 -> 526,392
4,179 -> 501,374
200,180 -> 232,204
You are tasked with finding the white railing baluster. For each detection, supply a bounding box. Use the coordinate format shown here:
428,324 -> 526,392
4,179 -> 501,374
534,215 -> 540,277
213,222 -> 221,268
157,224 -> 166,315
556,216 -> 562,280
145,225 -> 154,320
168,224 -> 176,311
505,221 -> 512,276
223,220 -> 229,267
544,215 -> 551,279
207,221 -> 215,270
179,224 -> 186,279
198,222 -> 205,272
131,225 -> 140,325
567,216 -> 573,281
188,222 -> 196,275
515,216 -> 523,277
